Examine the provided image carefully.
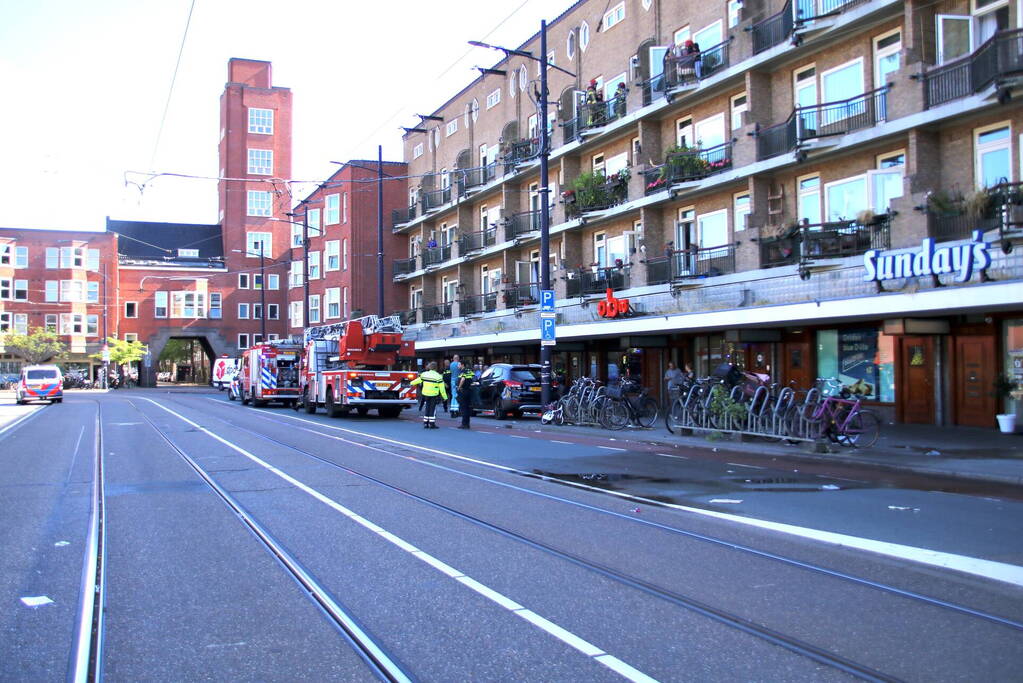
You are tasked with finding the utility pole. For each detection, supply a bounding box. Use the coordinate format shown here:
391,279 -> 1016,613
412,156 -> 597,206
539,19 -> 552,408
377,145 -> 385,318
259,243 -> 266,340
102,261 -> 109,390
302,206 -> 310,338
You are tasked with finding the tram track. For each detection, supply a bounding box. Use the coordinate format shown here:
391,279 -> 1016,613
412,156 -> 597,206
145,394 -> 1023,681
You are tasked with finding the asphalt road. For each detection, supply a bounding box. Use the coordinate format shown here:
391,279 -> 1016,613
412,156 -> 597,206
2,389 -> 1022,681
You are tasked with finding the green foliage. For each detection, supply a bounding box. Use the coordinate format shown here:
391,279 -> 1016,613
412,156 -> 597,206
708,385 -> 747,423
0,327 -> 68,364
159,339 -> 192,364
90,337 -> 147,365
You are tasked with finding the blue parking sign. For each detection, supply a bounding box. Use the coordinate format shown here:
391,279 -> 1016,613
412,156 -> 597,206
540,289 -> 555,312
540,315 -> 556,346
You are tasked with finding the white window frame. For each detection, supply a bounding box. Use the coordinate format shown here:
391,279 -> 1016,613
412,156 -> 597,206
603,2 -> 625,31
734,192 -> 751,232
267,274 -> 279,290
674,25 -> 691,45
580,21 -> 591,50
413,142 -> 424,159
291,222 -> 304,248
446,120 -> 458,137
124,301 -> 138,319
797,174 -> 822,225
45,247 -> 58,269
247,149 -> 273,175
86,281 -> 98,303
45,280 -> 58,302
124,333 -> 138,342
567,31 -> 576,59
486,88 -> 501,109
238,334 -> 250,350
246,231 -> 272,258
307,208 -> 322,237
210,292 -> 222,319
248,107 -> 273,134
307,251 -> 321,280
252,303 -> 262,321
325,194 -> 340,225
238,303 -> 250,319
873,29 -> 902,90
342,238 -> 349,270
268,303 -> 279,320
86,249 -> 99,272
730,93 -> 748,131
238,273 -> 249,289
326,240 -> 340,271
675,116 -> 694,148
13,279 -> 28,301
342,193 -> 348,223
696,209 -> 729,248
308,294 -> 321,324
974,121 -> 1014,188
14,245 -> 28,268
326,287 -> 341,319
936,15 -> 973,64
45,314 -> 58,332
728,0 -> 742,27
154,291 -> 168,318
289,301 -> 303,328
247,191 -> 272,217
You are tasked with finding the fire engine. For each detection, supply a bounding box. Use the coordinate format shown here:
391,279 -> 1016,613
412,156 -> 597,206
239,340 -> 303,407
299,315 -> 417,418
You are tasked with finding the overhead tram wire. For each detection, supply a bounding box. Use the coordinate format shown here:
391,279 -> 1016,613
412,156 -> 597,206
149,0 -> 197,171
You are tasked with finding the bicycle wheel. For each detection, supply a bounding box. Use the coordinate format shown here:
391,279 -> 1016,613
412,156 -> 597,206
665,397 -> 684,433
636,397 -> 659,428
837,410 -> 880,448
602,398 -> 630,430
563,395 -> 580,423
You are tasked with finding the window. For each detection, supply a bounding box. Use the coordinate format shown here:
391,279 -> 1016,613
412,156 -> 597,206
567,31 -> 576,59
154,291 -> 168,318
59,314 -> 85,335
697,210 -> 728,248
253,273 -> 263,290
14,280 -> 27,301
247,191 -> 272,217
975,123 -> 1012,188
248,108 -> 273,134
86,315 -> 98,336
674,25 -> 691,45
309,295 -> 321,324
46,247 -> 58,269
246,232 -> 272,258
821,59 -> 864,108
519,64 -> 528,90
594,232 -> 607,267
592,153 -> 606,176
238,334 -> 250,350
874,30 -> 902,89
308,251 -> 321,280
731,93 -> 748,131
603,3 -> 625,31
238,273 -> 249,289
471,98 -> 479,123
326,287 -> 341,318
238,303 -> 250,319
877,151 -> 905,169
45,281 -> 58,302
325,194 -> 340,224
307,208 -> 322,237
252,303 -> 263,320
817,328 -> 895,402
267,274 -> 279,290
289,260 -> 304,288
342,193 -> 348,224
0,245 -> 27,267
936,15 -> 972,64
342,238 -> 349,270
60,280 -> 84,302
268,303 -> 279,320
410,287 -> 423,310
413,142 -> 424,159
446,120 -> 458,137
86,249 -> 100,272
728,0 -> 742,27
124,333 -> 138,342
509,70 -> 517,98
486,89 -> 501,109
45,314 -> 57,332
794,65 -> 817,112
0,313 -> 11,332
343,287 -> 348,318
798,175 -> 822,225
0,278 -> 10,300
247,149 -> 273,175
14,246 -> 28,268
734,193 -> 751,232
0,244 -> 10,265
60,247 -> 84,268
87,281 -> 98,303
580,21 -> 590,50
825,176 -> 868,222
291,222 -> 304,248
694,20 -> 723,50
326,240 -> 340,270
694,113 -> 726,149
170,292 -> 206,318
209,292 -> 222,319
675,117 -> 693,148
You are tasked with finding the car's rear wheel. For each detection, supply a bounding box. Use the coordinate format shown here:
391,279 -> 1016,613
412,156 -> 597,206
326,388 -> 344,418
303,388 -> 317,414
241,388 -> 250,405
493,397 -> 506,420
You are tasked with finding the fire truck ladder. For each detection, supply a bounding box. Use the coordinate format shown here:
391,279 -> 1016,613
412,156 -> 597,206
304,315 -> 404,342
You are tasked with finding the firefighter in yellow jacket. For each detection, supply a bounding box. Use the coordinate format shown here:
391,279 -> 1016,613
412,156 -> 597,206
410,362 -> 448,429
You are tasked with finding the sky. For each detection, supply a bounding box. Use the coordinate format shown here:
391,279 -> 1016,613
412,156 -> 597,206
0,0 -> 577,231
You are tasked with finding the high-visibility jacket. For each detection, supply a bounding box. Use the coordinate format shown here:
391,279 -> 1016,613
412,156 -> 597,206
411,369 -> 447,399
456,369 -> 475,394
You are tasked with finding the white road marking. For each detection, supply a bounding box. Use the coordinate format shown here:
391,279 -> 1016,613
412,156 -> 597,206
21,596 -> 54,607
149,398 -> 655,682
551,440 -> 573,445
509,435 -> 528,439
0,406 -> 43,438
727,463 -> 765,470
598,446 -> 626,452
656,453 -> 687,459
221,402 -> 1023,589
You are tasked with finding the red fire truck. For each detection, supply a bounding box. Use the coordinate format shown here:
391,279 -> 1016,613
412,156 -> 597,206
239,340 -> 303,407
300,315 -> 417,418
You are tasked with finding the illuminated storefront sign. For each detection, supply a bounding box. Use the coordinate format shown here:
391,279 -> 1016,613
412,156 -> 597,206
863,230 -> 991,284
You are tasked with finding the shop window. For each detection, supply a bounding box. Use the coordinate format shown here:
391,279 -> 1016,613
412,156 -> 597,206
816,328 -> 895,402
1004,319 -> 1023,413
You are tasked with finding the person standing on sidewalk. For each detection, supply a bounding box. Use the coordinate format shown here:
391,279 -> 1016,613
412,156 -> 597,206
411,362 -> 447,429
456,364 -> 476,429
441,359 -> 452,415
449,354 -> 462,417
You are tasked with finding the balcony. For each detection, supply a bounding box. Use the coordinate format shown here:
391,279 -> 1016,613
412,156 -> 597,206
925,182 -> 1023,244
504,282 -> 540,308
800,214 -> 892,260
507,210 -> 541,239
392,257 -> 417,277
640,40 -> 732,105
649,245 -> 736,282
794,0 -> 870,22
458,163 -> 498,194
566,266 -> 630,297
921,29 -> 1023,109
567,92 -> 628,141
759,231 -> 802,268
459,227 -> 497,253
503,139 -> 540,173
751,0 -> 794,55
643,142 -> 733,194
459,292 -> 498,316
394,309 -> 417,326
421,244 -> 451,268
564,172 -> 630,218
422,186 -> 452,212
756,86 -> 888,160
423,302 -> 453,323
391,205 -> 417,228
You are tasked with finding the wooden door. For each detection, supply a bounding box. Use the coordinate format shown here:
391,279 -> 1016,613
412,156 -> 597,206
898,336 -> 935,424
954,336 -> 996,427
748,343 -> 773,377
783,342 -> 812,393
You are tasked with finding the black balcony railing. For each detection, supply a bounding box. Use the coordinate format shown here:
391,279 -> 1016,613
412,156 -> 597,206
666,245 -> 737,280
507,210 -> 541,238
459,227 -> 497,253
391,205 -> 417,227
643,142 -> 733,194
640,40 -> 731,105
422,186 -> 452,212
565,174 -> 630,217
458,164 -> 499,194
421,245 -> 451,268
926,182 -> 1023,243
759,232 -> 802,268
504,282 -> 540,307
570,92 -> 628,139
503,139 -> 540,173
459,292 -> 498,316
756,113 -> 798,161
800,214 -> 892,260
751,0 -> 793,54
566,267 -> 630,297
423,302 -> 454,323
922,29 -> 1023,109
796,86 -> 888,141
394,309 -> 417,326
392,257 -> 417,277
795,0 -> 869,22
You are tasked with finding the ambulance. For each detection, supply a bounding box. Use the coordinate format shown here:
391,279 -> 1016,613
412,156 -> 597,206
238,341 -> 302,407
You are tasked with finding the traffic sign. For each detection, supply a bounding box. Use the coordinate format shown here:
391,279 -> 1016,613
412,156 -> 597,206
540,315 -> 556,346
540,289 -> 555,313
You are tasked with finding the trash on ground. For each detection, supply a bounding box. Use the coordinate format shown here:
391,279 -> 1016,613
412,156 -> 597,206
54,541 -> 69,547
21,596 -> 53,607
887,505 -> 920,512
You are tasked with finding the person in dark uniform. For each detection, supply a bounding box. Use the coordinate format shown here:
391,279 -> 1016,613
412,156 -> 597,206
456,365 -> 476,429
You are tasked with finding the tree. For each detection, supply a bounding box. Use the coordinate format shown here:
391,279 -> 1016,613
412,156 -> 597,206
1,327 -> 68,364
159,339 -> 192,365
91,337 -> 147,367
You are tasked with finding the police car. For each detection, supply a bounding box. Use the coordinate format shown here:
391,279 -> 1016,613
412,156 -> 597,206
15,365 -> 63,405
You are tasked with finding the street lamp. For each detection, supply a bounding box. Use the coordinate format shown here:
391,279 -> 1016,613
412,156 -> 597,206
470,21 -> 575,407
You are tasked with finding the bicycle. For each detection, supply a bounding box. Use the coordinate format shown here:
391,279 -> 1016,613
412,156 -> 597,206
601,379 -> 659,430
540,400 -> 565,425
802,378 -> 880,448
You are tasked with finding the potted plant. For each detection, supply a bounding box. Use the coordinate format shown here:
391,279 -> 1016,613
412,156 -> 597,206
993,373 -> 1020,433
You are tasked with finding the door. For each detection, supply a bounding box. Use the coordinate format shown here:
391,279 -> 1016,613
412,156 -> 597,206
954,336 -> 997,427
783,342 -> 813,392
898,336 -> 935,424
649,45 -> 669,94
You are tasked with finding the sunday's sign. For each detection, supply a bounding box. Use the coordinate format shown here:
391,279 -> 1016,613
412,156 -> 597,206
863,230 -> 991,284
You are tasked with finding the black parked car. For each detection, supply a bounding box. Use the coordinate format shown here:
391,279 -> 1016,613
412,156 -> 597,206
474,363 -> 553,419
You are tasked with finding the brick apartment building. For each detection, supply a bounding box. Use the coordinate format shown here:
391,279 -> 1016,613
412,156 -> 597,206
0,58 -> 408,385
389,0 -> 1023,428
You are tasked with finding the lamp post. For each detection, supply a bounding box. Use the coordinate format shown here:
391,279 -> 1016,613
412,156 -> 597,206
470,21 -> 575,407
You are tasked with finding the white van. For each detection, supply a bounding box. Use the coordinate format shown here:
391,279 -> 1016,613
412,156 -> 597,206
16,364 -> 63,404
211,357 -> 240,390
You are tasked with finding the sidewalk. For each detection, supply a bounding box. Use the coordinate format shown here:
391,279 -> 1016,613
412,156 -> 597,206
435,410 -> 1023,487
